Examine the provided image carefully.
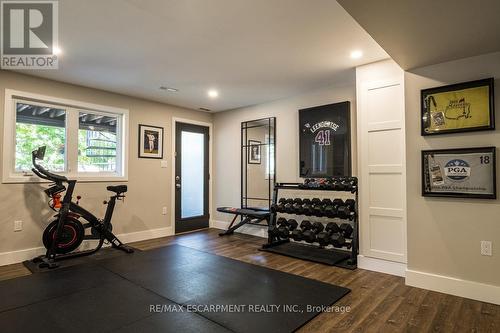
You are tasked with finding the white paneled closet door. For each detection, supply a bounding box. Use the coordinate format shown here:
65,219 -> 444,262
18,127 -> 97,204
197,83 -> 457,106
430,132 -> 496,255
358,75 -> 407,264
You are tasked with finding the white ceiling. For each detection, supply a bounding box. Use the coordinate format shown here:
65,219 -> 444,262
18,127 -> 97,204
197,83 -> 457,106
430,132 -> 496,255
338,0 -> 500,70
15,0 -> 388,112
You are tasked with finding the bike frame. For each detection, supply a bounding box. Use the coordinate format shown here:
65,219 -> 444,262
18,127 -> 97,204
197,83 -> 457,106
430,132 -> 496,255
47,180 -> 122,260
31,146 -> 133,268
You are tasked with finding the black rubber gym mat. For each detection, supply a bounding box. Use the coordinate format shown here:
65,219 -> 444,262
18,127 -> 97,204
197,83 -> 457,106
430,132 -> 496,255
117,311 -> 231,333
0,278 -> 225,333
0,264 -> 122,312
0,244 -> 350,333
99,244 -> 351,333
261,242 -> 352,267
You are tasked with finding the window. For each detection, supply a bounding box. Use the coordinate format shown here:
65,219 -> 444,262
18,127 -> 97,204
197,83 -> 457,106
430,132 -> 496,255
3,90 -> 129,183
15,102 -> 66,172
78,112 -> 118,172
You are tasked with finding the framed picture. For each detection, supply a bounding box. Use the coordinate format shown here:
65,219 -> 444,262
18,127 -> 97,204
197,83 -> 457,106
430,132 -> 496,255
299,101 -> 351,177
138,124 -> 163,159
248,140 -> 261,164
422,147 -> 496,199
421,78 -> 495,135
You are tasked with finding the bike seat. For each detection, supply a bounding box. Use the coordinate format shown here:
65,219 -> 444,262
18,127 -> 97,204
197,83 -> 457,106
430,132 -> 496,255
107,185 -> 128,194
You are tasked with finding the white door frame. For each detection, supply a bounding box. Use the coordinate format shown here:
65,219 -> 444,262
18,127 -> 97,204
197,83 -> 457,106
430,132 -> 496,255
171,117 -> 213,234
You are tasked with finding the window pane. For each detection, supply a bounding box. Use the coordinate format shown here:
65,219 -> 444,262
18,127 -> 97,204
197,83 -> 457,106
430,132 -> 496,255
181,131 -> 205,218
78,112 -> 118,172
15,102 -> 66,172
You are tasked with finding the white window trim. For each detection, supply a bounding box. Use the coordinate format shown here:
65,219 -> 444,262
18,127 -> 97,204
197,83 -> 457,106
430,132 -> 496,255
2,89 -> 129,183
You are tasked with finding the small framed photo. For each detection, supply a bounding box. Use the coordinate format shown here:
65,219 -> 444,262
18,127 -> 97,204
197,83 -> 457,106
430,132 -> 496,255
138,124 -> 163,159
248,140 -> 261,164
421,78 -> 495,135
422,147 -> 496,199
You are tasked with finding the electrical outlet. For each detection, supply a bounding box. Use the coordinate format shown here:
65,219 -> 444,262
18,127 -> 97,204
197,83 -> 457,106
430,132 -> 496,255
481,241 -> 492,256
160,160 -> 168,168
162,207 -> 167,215
14,220 -> 23,232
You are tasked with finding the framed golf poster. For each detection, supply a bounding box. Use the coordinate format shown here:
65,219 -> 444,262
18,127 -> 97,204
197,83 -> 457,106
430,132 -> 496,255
421,78 -> 495,135
422,147 -> 496,199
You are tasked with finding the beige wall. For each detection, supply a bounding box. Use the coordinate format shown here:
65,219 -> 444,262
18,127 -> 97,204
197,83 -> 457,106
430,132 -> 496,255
405,52 -> 500,286
213,73 -> 356,225
0,70 -> 212,255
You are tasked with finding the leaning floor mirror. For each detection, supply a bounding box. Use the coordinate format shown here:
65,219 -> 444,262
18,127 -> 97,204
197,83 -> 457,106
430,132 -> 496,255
241,117 -> 276,211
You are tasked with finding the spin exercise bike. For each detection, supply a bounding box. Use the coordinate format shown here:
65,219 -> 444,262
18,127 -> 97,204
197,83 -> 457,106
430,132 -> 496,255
31,146 -> 133,268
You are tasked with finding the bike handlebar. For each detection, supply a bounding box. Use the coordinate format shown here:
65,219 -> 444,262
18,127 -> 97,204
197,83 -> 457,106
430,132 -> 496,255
32,150 -> 68,183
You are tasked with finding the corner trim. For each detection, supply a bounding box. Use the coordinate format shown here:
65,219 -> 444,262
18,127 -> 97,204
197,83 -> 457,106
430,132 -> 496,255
357,255 -> 407,277
406,269 -> 500,305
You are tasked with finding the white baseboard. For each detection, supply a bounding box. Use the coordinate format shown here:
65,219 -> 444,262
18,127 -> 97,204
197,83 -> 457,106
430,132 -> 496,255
0,246 -> 47,267
211,219 -> 230,230
0,226 -> 173,267
211,220 -> 267,238
406,269 -> 500,305
116,226 -> 173,244
357,255 -> 407,277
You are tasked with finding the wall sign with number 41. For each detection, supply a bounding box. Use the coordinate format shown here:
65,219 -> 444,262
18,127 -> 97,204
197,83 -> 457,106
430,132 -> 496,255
314,130 -> 331,146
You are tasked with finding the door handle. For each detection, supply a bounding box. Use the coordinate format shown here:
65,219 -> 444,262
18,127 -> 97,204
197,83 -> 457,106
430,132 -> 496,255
175,183 -> 181,189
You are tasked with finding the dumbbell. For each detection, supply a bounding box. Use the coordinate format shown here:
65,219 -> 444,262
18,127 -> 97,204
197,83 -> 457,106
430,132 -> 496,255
287,219 -> 298,231
325,222 -> 340,234
321,199 -> 335,217
315,198 -> 332,217
275,198 -> 287,213
292,198 -> 304,214
291,220 -> 311,242
302,199 -> 314,216
299,179 -> 309,188
325,199 -> 344,218
340,177 -> 358,193
345,199 -> 355,211
306,179 -> 320,188
317,222 -> 340,247
290,228 -> 303,241
292,220 -> 312,241
339,223 -> 354,238
284,199 -> 295,213
330,233 -> 346,248
321,198 -> 333,206
324,199 -> 343,218
302,222 -> 324,243
311,198 -> 323,217
337,205 -> 355,220
275,217 -> 289,238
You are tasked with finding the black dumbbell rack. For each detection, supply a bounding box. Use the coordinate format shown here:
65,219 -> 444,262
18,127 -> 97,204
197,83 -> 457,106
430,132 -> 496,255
261,181 -> 358,269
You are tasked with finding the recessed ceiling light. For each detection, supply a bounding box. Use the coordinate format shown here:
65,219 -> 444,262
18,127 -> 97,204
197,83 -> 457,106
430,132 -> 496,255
159,86 -> 178,92
53,46 -> 62,55
350,50 -> 363,59
208,89 -> 219,98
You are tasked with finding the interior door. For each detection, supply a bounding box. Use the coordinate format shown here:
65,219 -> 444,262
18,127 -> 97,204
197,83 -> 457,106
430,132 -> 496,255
175,122 -> 209,233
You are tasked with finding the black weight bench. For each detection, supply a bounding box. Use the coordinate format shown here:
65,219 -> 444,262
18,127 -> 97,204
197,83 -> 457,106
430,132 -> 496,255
217,207 -> 271,236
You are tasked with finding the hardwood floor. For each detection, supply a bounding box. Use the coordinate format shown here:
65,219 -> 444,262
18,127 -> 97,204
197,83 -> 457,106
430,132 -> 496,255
0,228 -> 498,332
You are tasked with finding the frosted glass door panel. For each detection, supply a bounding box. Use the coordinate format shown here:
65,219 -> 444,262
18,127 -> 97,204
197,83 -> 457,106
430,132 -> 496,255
181,131 -> 205,218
